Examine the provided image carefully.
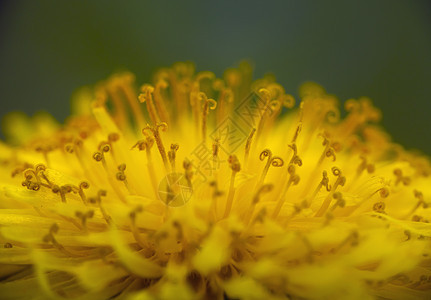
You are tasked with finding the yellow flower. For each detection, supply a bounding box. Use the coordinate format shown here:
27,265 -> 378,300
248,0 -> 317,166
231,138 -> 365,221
1,62 -> 431,300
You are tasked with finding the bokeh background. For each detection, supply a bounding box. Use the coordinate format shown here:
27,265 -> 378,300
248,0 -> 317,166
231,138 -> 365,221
0,0 -> 430,155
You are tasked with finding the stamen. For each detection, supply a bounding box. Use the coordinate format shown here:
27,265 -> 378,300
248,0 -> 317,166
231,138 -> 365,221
104,78 -> 128,128
212,138 -> 220,179
329,192 -> 346,212
168,144 -> 180,173
129,205 -> 149,250
200,93 -> 217,143
405,190 -> 429,218
51,185 -> 72,203
244,184 -> 273,224
314,167 -> 346,217
394,168 -> 411,186
117,73 -> 147,129
330,231 -> 359,253
183,159 -> 194,189
301,133 -> 336,198
89,190 -> 112,225
154,80 -> 171,125
143,123 -> 170,172
208,180 -> 224,219
304,170 -> 331,208
139,85 -> 160,125
78,181 -> 89,204
372,201 -> 386,213
340,98 -> 381,139
223,155 -> 241,219
75,210 -> 94,232
35,164 -> 52,188
244,128 -> 256,166
345,186 -> 389,216
116,163 -> 134,194
288,144 -> 303,166
272,164 -> 300,219
214,79 -> 234,126
11,162 -> 33,178
257,149 -> 284,188
292,122 -> 302,144
357,156 -> 375,175
255,88 -> 272,142
42,223 -> 73,256
35,145 -> 52,167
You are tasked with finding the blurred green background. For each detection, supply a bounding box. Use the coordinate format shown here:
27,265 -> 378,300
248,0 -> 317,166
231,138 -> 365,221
0,0 -> 430,155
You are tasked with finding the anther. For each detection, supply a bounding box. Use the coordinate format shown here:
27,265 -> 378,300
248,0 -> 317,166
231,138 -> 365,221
143,122 -> 170,172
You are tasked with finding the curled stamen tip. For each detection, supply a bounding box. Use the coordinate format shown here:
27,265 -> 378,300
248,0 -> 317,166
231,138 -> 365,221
271,157 -> 284,167
157,122 -> 168,131
100,144 -> 111,152
332,167 -> 341,176
118,164 -> 126,171
116,172 -> 126,181
259,149 -> 272,161
80,182 -> 89,189
140,84 -> 155,94
93,152 -> 103,162
64,144 -> 74,153
258,88 -> 271,99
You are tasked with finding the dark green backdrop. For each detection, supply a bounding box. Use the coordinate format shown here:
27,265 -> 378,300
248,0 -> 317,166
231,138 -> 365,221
1,0 -> 430,155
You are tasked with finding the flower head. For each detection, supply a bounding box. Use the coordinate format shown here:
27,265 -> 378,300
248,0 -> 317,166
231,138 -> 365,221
1,62 -> 430,299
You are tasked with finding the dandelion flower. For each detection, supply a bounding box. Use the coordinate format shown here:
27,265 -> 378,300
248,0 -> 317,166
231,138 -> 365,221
1,62 -> 431,300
